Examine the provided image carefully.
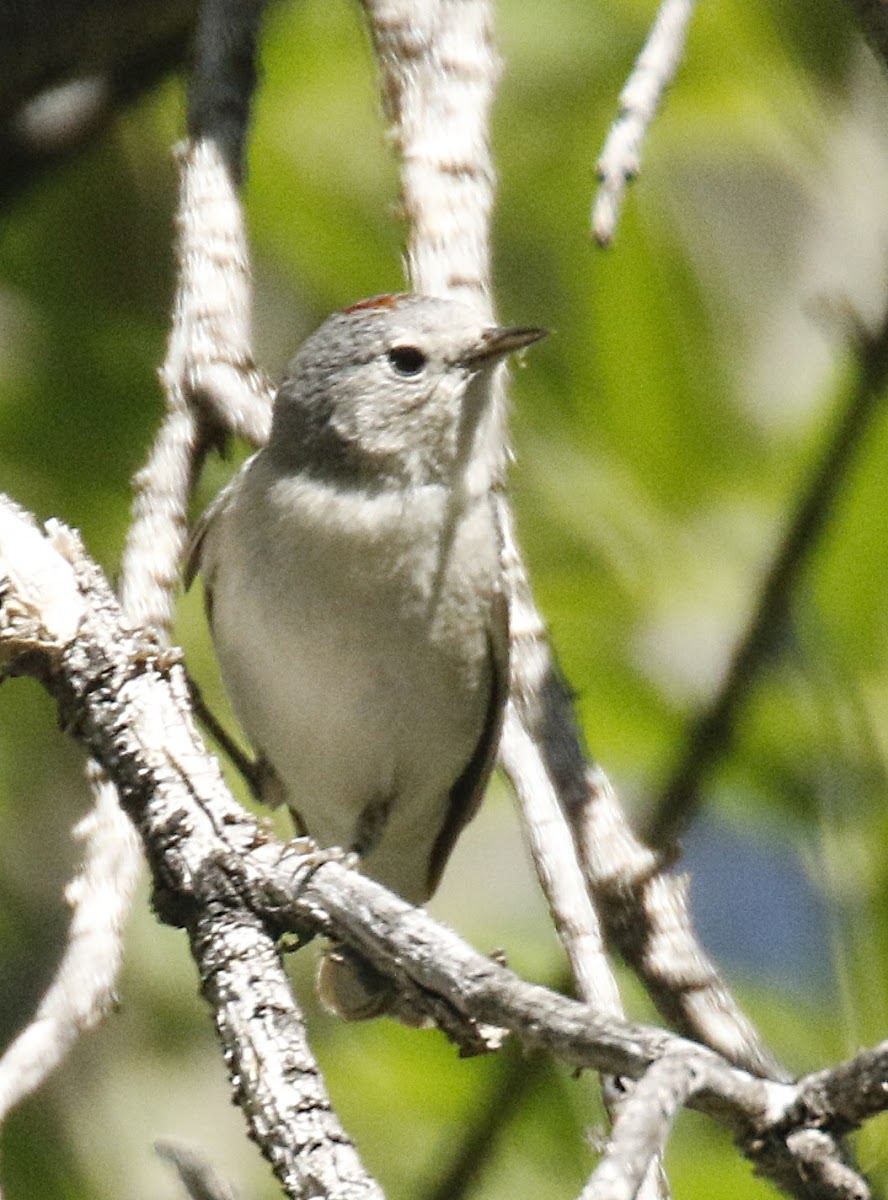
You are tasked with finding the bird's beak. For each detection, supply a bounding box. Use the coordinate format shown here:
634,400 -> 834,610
465,324 -> 548,366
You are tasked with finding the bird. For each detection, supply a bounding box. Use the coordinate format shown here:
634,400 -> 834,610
187,292 -> 546,1016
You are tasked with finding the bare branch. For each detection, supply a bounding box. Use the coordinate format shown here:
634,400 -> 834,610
0,498 -> 382,1200
497,498 -> 624,1016
574,765 -> 785,1079
501,532 -> 669,1200
793,1041 -> 888,1131
0,494 -> 875,1200
592,0 -> 697,247
158,135 -> 273,453
582,1050 -> 699,1200
0,772 -> 141,1121
0,0 -> 275,1141
496,483 -> 784,1081
500,709 -> 616,1011
124,0 -> 272,644
191,905 -> 383,1200
363,0 -> 499,318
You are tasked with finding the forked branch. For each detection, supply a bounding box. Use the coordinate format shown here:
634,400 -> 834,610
0,495 -> 874,1200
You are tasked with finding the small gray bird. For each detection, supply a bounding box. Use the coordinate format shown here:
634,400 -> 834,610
187,293 -> 545,1016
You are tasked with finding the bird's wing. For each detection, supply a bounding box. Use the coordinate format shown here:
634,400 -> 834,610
425,582 -> 510,898
184,457 -> 293,815
183,489 -> 224,592
182,455 -> 257,592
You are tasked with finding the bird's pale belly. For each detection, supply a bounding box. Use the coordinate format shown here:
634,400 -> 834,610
211,553 -> 492,902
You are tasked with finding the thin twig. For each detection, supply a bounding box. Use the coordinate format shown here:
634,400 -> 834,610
581,1050 -> 699,1200
592,0 -> 697,246
0,752 -> 141,1121
496,495 -> 618,1013
647,306 -> 888,850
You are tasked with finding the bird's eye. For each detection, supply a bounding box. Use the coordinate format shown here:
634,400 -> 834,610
387,345 -> 427,376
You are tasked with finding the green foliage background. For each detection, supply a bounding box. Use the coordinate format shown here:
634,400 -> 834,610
3,0 -> 888,1196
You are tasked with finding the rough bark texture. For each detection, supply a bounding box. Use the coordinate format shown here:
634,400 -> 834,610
0,497 -> 876,1200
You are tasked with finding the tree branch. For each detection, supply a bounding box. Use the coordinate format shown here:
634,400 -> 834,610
0,495 -> 877,1200
361,16 -> 783,1186
0,499 -> 382,1200
592,0 -> 697,246
0,0 -> 274,1142
581,1049 -> 699,1200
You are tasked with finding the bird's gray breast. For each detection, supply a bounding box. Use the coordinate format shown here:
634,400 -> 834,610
201,454 -> 501,900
